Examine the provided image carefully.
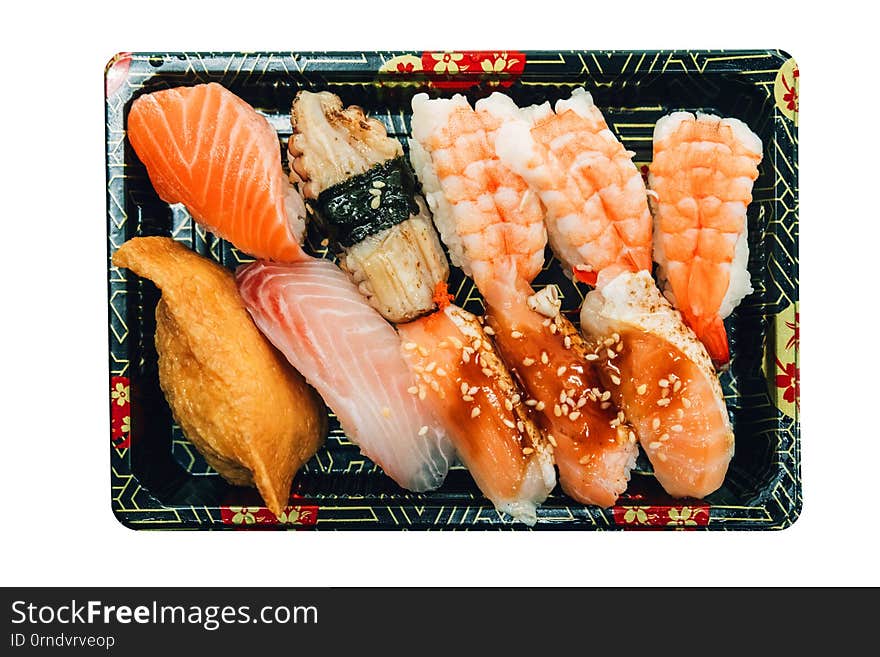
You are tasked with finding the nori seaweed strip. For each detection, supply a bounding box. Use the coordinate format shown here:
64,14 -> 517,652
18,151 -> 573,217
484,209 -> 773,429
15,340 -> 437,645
313,156 -> 419,248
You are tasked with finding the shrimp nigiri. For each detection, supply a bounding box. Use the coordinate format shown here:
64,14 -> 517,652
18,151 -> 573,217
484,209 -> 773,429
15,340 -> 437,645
649,112 -> 763,365
494,88 -> 736,499
410,92 -> 639,507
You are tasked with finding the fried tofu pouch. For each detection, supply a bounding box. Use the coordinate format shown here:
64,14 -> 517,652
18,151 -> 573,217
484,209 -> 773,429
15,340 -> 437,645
112,237 -> 326,515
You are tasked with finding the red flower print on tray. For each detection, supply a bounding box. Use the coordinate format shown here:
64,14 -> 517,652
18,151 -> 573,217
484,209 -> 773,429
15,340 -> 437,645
612,504 -> 709,529
110,375 -> 131,450
221,503 -> 318,528
421,51 -> 525,90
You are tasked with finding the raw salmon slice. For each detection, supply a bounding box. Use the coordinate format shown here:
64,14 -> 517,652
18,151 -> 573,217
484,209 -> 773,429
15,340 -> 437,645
128,83 -> 307,262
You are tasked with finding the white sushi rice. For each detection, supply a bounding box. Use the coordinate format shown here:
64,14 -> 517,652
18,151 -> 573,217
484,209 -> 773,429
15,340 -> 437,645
581,270 -> 725,405
409,93 -> 472,275
650,111 -> 761,319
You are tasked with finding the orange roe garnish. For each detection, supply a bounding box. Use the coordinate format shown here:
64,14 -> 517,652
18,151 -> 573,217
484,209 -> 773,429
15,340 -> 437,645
433,280 -> 454,310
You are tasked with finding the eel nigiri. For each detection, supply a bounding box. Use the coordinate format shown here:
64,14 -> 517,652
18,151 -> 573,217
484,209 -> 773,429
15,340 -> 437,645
112,237 -> 326,515
494,88 -> 736,498
398,303 -> 555,525
650,112 -> 762,365
289,91 -> 449,323
128,83 -> 307,262
410,92 -> 638,507
237,258 -> 455,492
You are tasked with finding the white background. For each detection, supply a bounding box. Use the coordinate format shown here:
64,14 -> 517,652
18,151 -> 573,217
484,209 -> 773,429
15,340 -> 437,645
2,1 -> 877,587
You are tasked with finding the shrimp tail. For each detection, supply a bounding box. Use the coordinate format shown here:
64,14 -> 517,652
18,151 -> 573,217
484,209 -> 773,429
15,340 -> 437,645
700,317 -> 730,366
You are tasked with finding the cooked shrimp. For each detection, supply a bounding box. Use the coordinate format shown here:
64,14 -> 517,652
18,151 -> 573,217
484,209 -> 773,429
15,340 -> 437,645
493,88 -> 652,287
492,90 -> 737,499
411,92 -> 638,507
409,94 -> 547,292
649,112 -> 762,365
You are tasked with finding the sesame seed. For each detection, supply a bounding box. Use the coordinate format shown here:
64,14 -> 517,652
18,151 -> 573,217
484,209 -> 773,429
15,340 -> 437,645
564,336 -> 572,349
462,350 -> 471,363
472,339 -> 482,351
418,387 -> 426,400
610,419 -> 621,428
462,395 -> 474,402
460,382 -> 469,394
550,324 -> 558,334
585,353 -> 599,361
468,386 -> 479,396
612,333 -> 620,343
483,326 -> 495,335
522,447 -> 534,455
657,398 -> 671,407
636,384 -> 648,395
604,337 -> 615,347
430,380 -> 440,392
652,417 -> 661,430
576,398 -> 587,408
373,180 -> 386,188
418,426 -> 428,436
471,407 -> 481,418
607,348 -> 616,359
511,330 -> 523,339
381,407 -> 391,417
503,418 -> 516,429
425,361 -> 436,373
559,391 -> 567,403
561,404 -> 569,415
649,441 -> 662,450
628,431 -> 636,443
617,411 -> 626,423
601,391 -> 611,401
676,408 -> 685,419
504,399 -> 514,411
512,394 -> 521,404
547,434 -> 557,447
404,342 -> 417,351
657,452 -> 668,462
450,336 -> 463,349
671,424 -> 683,433
682,398 -> 692,409
523,357 -> 535,366
610,374 -> 621,385
600,402 -> 611,409
525,399 -> 538,407
673,380 -> 682,392
407,386 -> 419,394
434,366 -> 446,376
557,365 -> 568,377
658,378 -> 669,388
541,351 -> 549,365
536,401 -> 546,411
660,433 -> 670,442
542,318 -> 551,327
418,346 -> 429,357
516,420 -> 525,432
569,411 -> 581,421
579,455 -> 591,464
482,367 -> 493,377
553,404 -> 562,417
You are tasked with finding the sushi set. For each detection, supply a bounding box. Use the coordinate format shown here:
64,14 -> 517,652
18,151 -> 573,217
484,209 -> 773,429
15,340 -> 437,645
106,51 -> 799,530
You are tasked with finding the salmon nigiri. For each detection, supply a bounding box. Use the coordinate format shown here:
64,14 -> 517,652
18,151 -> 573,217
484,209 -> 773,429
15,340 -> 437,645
649,112 -> 763,365
494,88 -> 736,499
410,92 -> 638,507
398,304 -> 555,525
128,82 -> 307,262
